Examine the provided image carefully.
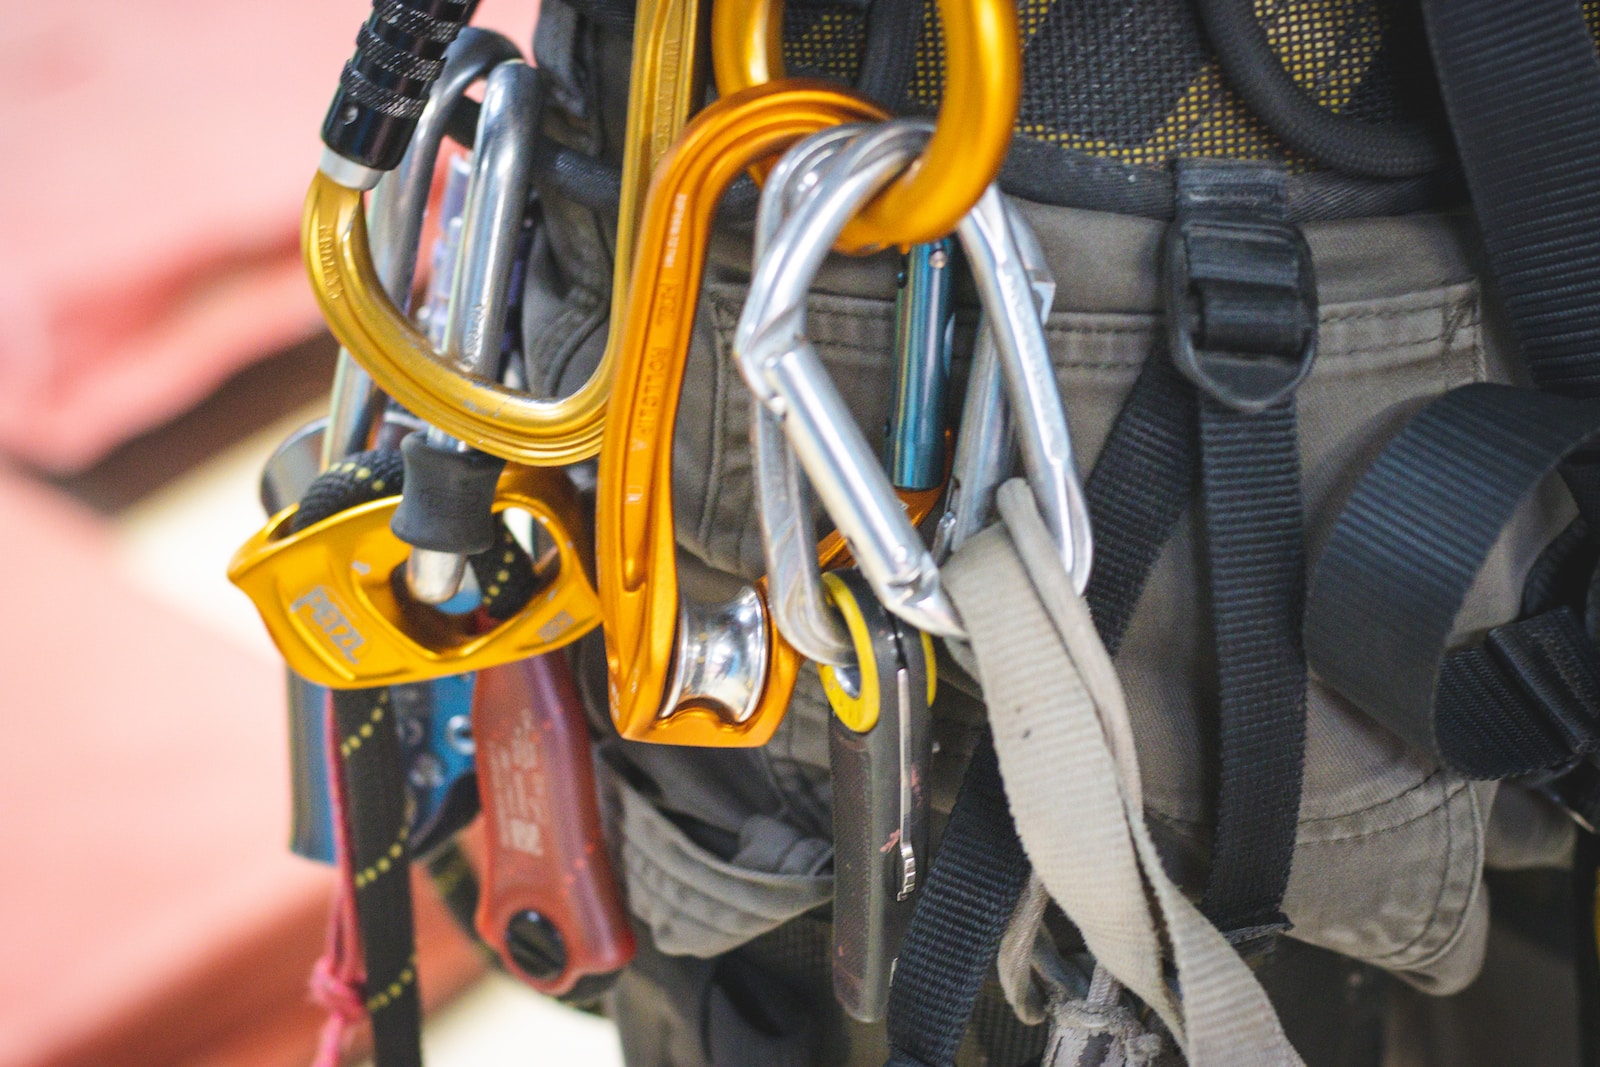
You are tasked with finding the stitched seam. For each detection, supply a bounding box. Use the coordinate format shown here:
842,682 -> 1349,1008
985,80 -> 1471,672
339,696 -> 389,758
365,955 -> 418,1012
1295,768 -> 1456,824
1292,781 -> 1471,844
353,821 -> 410,888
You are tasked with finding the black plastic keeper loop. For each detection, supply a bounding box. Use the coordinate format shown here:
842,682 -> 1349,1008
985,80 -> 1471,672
391,432 -> 506,556
1166,215 -> 1317,413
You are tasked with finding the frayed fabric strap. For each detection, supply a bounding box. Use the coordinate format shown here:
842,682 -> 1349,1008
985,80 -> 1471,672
941,479 -> 1304,1067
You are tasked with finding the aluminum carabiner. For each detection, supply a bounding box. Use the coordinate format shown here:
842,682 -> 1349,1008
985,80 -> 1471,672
746,124 -> 947,663
596,83 -> 890,746
229,463 -> 600,689
303,0 -> 708,466
739,124 -> 1095,638
739,121 -> 964,637
712,0 -> 1020,252
931,203 -> 1058,567
395,58 -> 546,606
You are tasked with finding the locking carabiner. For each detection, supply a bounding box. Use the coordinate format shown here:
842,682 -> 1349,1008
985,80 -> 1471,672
712,0 -> 1020,251
229,463 -> 600,689
323,27 -> 523,467
304,0 -> 708,466
596,83 -> 890,746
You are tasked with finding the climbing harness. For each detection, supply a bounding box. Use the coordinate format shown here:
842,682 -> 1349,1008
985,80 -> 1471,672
226,0 -> 1600,1062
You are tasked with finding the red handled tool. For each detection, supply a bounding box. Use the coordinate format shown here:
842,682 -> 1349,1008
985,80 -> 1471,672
471,652 -> 635,998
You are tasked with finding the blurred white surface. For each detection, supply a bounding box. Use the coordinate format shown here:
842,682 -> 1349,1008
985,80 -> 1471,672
360,973 -> 625,1067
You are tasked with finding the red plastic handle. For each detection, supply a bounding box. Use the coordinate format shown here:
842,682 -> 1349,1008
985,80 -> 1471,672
472,653 -> 635,995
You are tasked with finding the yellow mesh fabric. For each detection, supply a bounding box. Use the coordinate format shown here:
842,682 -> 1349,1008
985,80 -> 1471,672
784,0 -> 1408,172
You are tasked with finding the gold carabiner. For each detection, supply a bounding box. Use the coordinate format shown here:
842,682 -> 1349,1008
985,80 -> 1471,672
711,0 -> 1019,252
302,0 -> 708,466
598,82 -> 891,746
229,465 -> 600,688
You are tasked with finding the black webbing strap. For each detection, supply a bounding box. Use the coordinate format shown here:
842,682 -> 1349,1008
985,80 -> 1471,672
1305,384 -> 1600,779
884,735 -> 1031,1067
1081,354 -> 1199,657
1171,159 -> 1314,945
1420,0 -> 1600,401
880,352 -> 1198,1067
1576,830 -> 1600,1067
1303,0 -> 1600,794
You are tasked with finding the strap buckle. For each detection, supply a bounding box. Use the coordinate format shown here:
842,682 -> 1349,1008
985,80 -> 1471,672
1166,216 -> 1317,413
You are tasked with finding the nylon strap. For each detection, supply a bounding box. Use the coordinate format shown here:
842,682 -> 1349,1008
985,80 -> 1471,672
1173,160 -> 1311,944
1081,354 -> 1199,656
942,480 -> 1303,1067
1420,0 -> 1600,401
882,351 -> 1196,1066
1305,384 -> 1600,778
884,734 -> 1031,1067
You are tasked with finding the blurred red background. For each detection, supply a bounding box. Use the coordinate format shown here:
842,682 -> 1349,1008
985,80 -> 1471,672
0,2 -> 546,1064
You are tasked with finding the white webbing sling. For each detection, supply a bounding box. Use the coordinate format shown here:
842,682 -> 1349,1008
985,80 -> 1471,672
942,479 -> 1305,1067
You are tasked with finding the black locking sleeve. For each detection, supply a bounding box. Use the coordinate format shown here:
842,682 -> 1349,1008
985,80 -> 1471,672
390,431 -> 506,556
323,0 -> 480,172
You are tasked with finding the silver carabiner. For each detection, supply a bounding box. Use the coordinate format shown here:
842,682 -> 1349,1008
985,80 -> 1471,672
748,123 -> 872,665
930,205 -> 1062,573
739,125 -> 1093,640
403,59 -> 544,604
322,28 -> 523,469
738,121 -> 963,638
958,190 -> 1093,594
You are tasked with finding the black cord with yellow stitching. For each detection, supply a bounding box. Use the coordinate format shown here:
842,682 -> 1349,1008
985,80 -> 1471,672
333,686 -> 423,1067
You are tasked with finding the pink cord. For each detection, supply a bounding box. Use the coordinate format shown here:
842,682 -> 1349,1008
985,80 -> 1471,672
309,689 -> 366,1067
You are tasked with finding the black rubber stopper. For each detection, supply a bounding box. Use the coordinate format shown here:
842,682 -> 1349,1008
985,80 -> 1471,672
390,431 -> 505,555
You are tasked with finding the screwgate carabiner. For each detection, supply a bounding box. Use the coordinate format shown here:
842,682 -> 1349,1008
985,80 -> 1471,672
304,0 -> 708,466
596,83 -> 890,746
230,464 -> 600,689
323,27 -> 523,468
712,0 -> 1020,251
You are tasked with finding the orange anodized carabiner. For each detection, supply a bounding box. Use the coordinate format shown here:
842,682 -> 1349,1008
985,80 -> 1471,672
711,0 -> 1019,252
597,82 -> 892,746
229,465 -> 601,689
